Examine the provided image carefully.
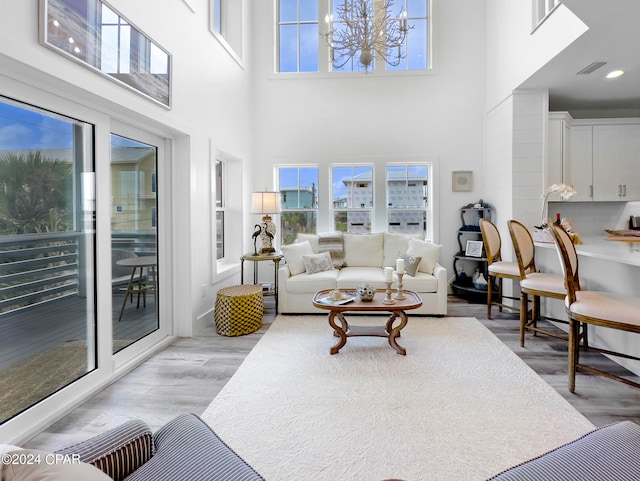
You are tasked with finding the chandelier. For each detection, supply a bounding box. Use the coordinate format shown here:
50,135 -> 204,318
323,0 -> 412,72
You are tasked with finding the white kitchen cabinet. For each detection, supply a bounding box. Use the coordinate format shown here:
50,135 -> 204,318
568,125 -> 593,202
547,115 -> 640,202
592,124 -> 640,201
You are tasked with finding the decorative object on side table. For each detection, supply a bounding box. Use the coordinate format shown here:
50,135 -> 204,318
250,191 -> 281,253
357,283 -> 375,301
383,266 -> 396,304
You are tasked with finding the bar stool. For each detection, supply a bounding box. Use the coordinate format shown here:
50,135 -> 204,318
479,219 -> 520,319
551,224 -> 640,393
508,220 -> 567,347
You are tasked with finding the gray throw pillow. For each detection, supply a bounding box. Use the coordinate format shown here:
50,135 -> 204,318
397,252 -> 422,277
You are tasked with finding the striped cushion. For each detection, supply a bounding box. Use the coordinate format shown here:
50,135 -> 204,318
487,421 -> 640,480
55,419 -> 153,481
124,413 -> 264,481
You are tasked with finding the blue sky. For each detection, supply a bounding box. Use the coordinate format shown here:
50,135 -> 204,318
0,101 -> 72,150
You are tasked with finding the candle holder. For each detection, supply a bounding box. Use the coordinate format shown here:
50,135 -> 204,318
394,271 -> 406,300
383,281 -> 396,304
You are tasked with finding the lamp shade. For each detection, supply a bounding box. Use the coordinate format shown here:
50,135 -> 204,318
250,192 -> 281,215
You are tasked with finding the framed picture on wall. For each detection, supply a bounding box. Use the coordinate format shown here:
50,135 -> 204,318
465,240 -> 484,258
452,171 -> 473,192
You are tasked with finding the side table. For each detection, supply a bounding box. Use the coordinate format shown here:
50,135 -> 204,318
241,252 -> 284,314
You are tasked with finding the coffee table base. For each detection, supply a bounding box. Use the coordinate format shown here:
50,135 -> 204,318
328,311 -> 408,355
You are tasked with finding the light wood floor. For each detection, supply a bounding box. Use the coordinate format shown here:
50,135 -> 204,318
25,295 -> 640,452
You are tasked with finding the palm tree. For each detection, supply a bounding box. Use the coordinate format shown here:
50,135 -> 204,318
0,151 -> 73,235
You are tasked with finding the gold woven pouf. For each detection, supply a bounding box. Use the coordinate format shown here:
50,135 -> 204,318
214,285 -> 264,336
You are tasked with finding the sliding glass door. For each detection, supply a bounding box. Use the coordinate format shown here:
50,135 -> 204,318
0,97 -> 96,423
110,131 -> 160,353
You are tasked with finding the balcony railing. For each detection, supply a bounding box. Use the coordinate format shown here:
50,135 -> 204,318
0,232 -> 80,316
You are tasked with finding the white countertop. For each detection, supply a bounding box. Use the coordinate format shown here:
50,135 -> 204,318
536,234 -> 640,267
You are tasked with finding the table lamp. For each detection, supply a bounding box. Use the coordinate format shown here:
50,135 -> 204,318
250,191 -> 281,254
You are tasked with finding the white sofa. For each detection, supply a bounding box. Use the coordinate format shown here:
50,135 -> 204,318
277,232 -> 447,315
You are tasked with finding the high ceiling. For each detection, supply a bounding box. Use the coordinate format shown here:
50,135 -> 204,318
519,0 -> 640,116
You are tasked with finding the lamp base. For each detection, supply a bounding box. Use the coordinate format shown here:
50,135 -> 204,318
260,247 -> 275,254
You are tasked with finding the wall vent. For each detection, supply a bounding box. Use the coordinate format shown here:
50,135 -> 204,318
576,62 -> 607,75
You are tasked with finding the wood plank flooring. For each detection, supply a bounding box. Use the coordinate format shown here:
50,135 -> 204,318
25,295 -> 640,452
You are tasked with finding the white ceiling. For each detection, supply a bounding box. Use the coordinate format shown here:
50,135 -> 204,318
519,0 -> 640,116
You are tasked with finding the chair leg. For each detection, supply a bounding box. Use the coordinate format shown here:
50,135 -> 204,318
487,274 -> 493,319
520,292 -> 528,347
569,318 -> 579,393
497,277 -> 503,313
532,296 -> 540,336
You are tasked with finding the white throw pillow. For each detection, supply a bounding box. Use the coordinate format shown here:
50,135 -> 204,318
302,252 -> 334,274
295,233 -> 319,253
281,241 -> 314,276
343,233 -> 384,267
383,232 -> 422,267
406,239 -> 442,274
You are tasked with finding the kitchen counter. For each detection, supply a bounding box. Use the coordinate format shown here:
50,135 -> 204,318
536,234 -> 640,267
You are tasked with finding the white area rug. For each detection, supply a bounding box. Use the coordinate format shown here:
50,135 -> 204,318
201,316 -> 595,481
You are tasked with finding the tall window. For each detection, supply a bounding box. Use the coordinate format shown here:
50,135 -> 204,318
0,97 -> 96,424
278,166 -> 318,244
278,0 -> 319,73
386,164 -> 428,237
215,159 -> 225,260
332,165 -> 373,233
276,0 -> 430,74
209,0 -> 243,63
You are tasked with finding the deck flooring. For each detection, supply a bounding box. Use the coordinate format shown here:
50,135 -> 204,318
22,295 -> 640,452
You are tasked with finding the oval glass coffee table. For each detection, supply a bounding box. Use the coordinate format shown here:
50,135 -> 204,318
312,289 -> 423,355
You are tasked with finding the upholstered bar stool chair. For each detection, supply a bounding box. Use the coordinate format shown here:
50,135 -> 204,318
550,224 -> 640,393
508,219 -> 568,347
479,219 -> 521,319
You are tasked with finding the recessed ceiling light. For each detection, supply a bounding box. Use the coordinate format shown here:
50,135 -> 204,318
606,70 -> 624,79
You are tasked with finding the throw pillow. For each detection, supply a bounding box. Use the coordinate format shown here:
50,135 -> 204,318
281,241 -> 314,276
343,233 -> 384,267
295,233 -> 319,253
406,239 -> 442,274
383,232 -> 422,267
302,252 -> 334,275
396,252 -> 422,277
2,449 -> 111,481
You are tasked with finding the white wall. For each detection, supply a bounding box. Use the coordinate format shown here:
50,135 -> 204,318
485,0 -> 588,111
250,0 -> 487,278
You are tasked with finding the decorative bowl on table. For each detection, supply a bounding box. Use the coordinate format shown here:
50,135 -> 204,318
357,283 -> 375,302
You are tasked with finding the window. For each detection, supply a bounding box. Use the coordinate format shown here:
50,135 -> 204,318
41,0 -> 171,107
276,0 -> 430,74
278,0 -> 319,73
533,0 -> 560,30
210,0 -> 243,65
215,159 -> 225,260
332,165 -> 373,233
386,164 -> 430,237
278,166 -> 319,244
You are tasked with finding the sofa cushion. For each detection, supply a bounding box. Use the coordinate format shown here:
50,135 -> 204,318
55,418 -> 152,481
3,448 -> 111,481
302,252 -> 334,275
399,271 -> 439,293
286,269 -> 339,294
318,232 -> 345,267
343,233 -> 384,268
336,267 -> 388,290
125,413 -> 264,481
295,233 -> 319,253
281,241 -> 314,276
486,421 -> 640,481
406,239 -> 441,274
383,232 -> 422,267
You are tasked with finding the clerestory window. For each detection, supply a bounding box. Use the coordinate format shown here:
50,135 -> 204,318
276,0 -> 430,74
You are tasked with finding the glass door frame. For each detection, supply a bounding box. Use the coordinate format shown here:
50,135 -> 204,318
108,121 -> 173,370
